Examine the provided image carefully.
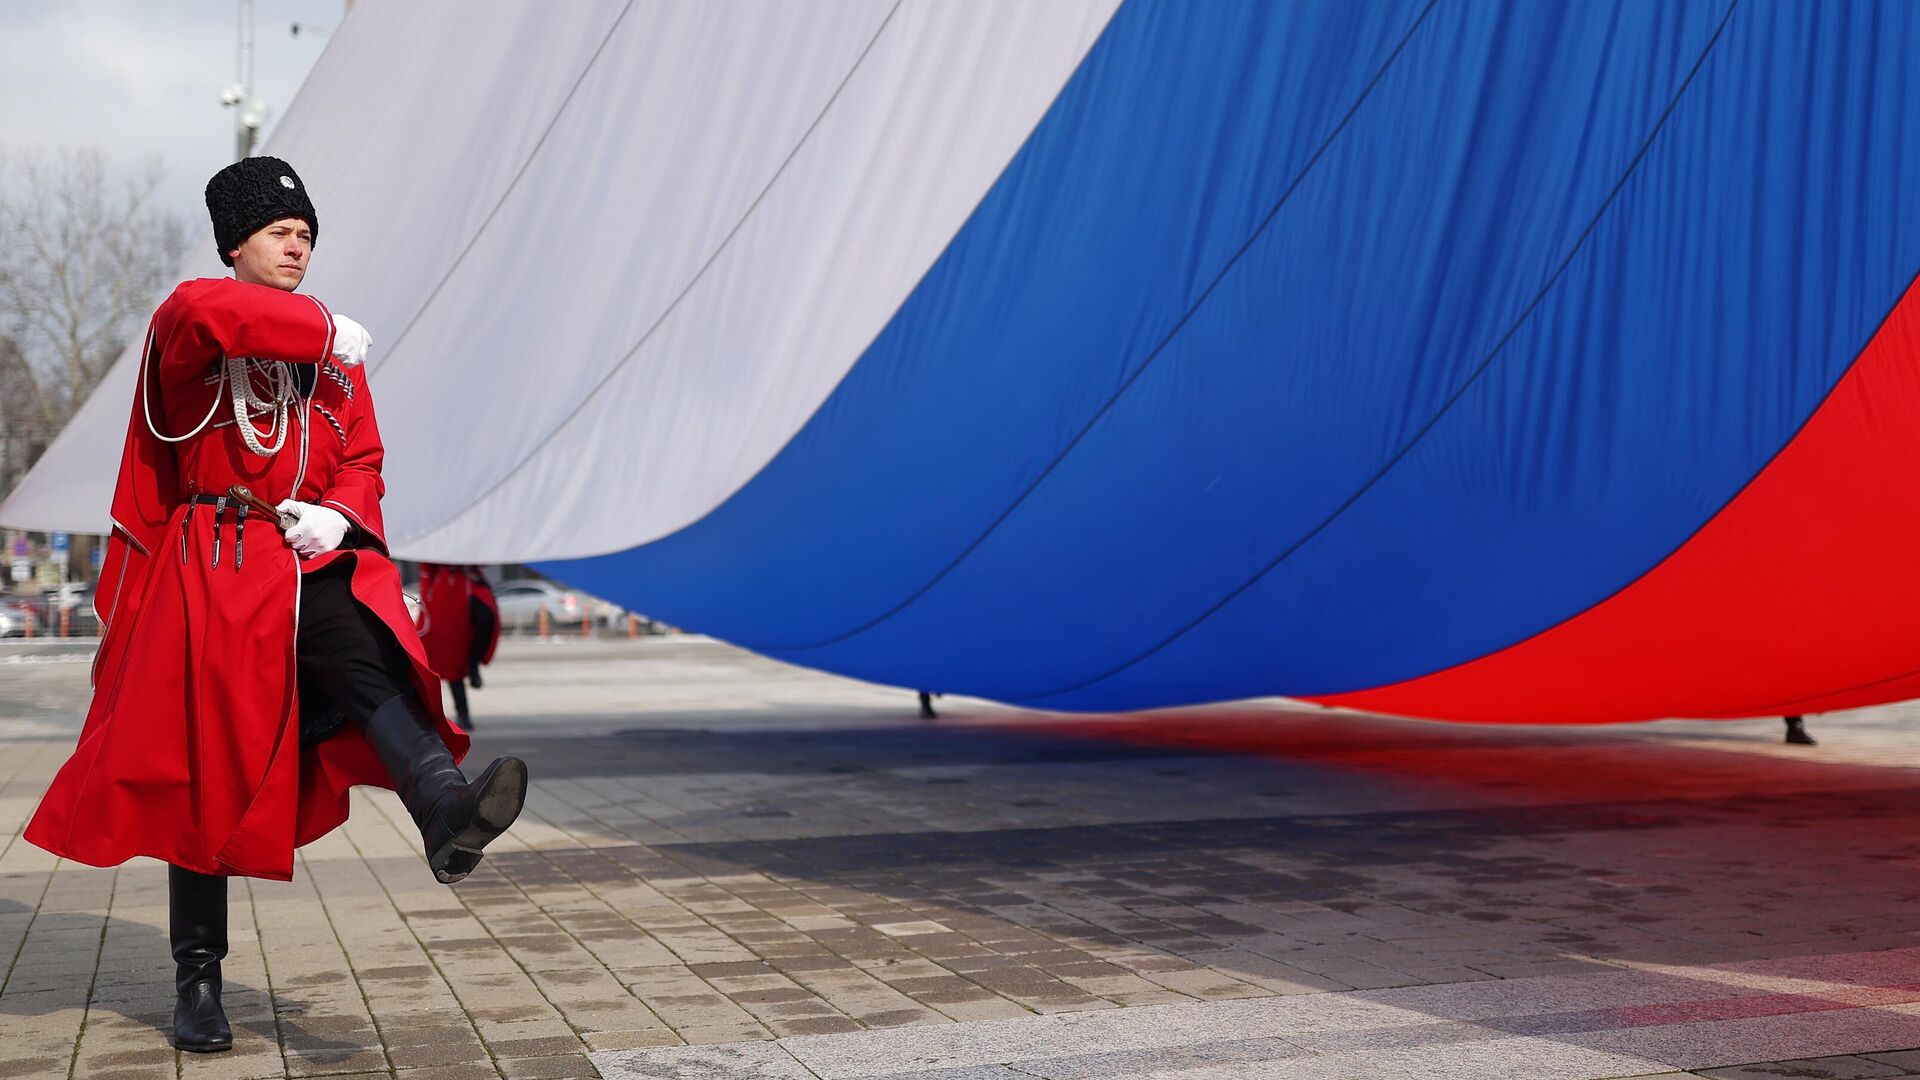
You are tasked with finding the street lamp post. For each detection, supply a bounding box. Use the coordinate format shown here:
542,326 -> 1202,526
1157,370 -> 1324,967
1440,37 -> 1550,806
221,0 -> 270,161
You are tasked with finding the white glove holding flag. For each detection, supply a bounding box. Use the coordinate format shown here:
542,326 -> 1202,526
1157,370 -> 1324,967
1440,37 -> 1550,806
330,314 -> 371,367
278,500 -> 350,558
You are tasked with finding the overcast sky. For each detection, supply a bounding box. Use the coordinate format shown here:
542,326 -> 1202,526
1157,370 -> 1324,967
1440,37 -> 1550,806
0,1 -> 341,227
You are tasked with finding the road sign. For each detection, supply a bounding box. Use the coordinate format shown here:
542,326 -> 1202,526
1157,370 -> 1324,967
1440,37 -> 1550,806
9,559 -> 27,583
8,537 -> 27,558
50,532 -> 69,552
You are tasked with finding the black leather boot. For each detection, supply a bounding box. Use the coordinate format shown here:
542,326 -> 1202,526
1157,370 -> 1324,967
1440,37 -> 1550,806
169,865 -> 232,1053
359,694 -> 527,883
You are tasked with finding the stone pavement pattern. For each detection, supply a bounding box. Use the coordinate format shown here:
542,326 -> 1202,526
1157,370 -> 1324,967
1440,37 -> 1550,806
7,637 -> 1920,1077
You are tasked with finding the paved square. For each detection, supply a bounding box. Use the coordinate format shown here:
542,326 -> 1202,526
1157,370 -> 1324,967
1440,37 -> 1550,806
8,636 -> 1920,1078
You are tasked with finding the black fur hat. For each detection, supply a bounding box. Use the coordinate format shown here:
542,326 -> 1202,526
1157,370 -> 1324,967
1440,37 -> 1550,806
204,156 -> 318,266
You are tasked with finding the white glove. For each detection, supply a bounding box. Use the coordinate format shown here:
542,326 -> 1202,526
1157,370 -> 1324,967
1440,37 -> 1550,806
277,500 -> 351,558
330,314 -> 371,368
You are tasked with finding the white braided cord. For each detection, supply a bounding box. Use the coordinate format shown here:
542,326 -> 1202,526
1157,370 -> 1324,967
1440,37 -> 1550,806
229,358 -> 294,456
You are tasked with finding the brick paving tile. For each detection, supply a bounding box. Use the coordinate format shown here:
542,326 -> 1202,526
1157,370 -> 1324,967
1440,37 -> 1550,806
579,1028 -> 683,1052
494,1054 -> 601,1079
385,1041 -> 493,1070
489,1033 -> 593,1058
281,1047 -> 392,1076
393,1065 -> 508,1080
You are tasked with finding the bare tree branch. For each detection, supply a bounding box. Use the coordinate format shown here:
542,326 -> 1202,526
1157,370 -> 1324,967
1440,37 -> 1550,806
0,149 -> 188,496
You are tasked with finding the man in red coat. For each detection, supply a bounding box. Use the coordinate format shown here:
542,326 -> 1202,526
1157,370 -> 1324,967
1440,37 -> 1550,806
418,563 -> 501,729
23,158 -> 529,1053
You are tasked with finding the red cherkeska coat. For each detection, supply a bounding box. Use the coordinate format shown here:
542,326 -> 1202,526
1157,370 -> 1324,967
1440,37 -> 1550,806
417,564 -> 500,681
24,278 -> 468,881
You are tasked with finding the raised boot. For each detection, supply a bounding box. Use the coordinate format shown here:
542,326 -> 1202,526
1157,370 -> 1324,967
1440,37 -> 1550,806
359,694 -> 527,883
169,865 -> 232,1053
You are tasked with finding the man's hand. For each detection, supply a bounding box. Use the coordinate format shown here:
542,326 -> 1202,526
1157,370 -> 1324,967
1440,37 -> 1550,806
330,314 -> 371,367
277,500 -> 350,558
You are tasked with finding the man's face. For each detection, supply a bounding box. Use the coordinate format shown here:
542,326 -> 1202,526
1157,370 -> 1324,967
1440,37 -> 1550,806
229,218 -> 312,291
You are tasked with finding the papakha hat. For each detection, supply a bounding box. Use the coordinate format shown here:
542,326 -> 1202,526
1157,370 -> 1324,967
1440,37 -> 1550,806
204,156 -> 318,267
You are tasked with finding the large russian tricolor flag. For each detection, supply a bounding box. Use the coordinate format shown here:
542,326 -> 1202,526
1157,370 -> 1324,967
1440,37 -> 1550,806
7,1 -> 1917,722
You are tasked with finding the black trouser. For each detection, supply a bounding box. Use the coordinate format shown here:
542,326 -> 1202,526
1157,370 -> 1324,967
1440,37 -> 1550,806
295,561 -> 417,725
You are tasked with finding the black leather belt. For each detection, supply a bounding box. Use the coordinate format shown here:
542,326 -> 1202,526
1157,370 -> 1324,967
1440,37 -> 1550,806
182,494 -> 359,568
183,493 -> 287,569
181,494 -> 245,569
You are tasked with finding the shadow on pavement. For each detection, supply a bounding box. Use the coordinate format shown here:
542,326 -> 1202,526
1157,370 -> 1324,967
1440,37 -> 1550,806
469,706 -> 1920,989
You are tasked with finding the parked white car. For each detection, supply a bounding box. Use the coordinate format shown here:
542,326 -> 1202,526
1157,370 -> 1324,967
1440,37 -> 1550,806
0,598 -> 32,638
492,578 -> 589,631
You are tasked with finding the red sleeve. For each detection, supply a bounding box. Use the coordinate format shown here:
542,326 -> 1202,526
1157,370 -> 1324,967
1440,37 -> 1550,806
320,365 -> 389,553
151,277 -> 336,387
